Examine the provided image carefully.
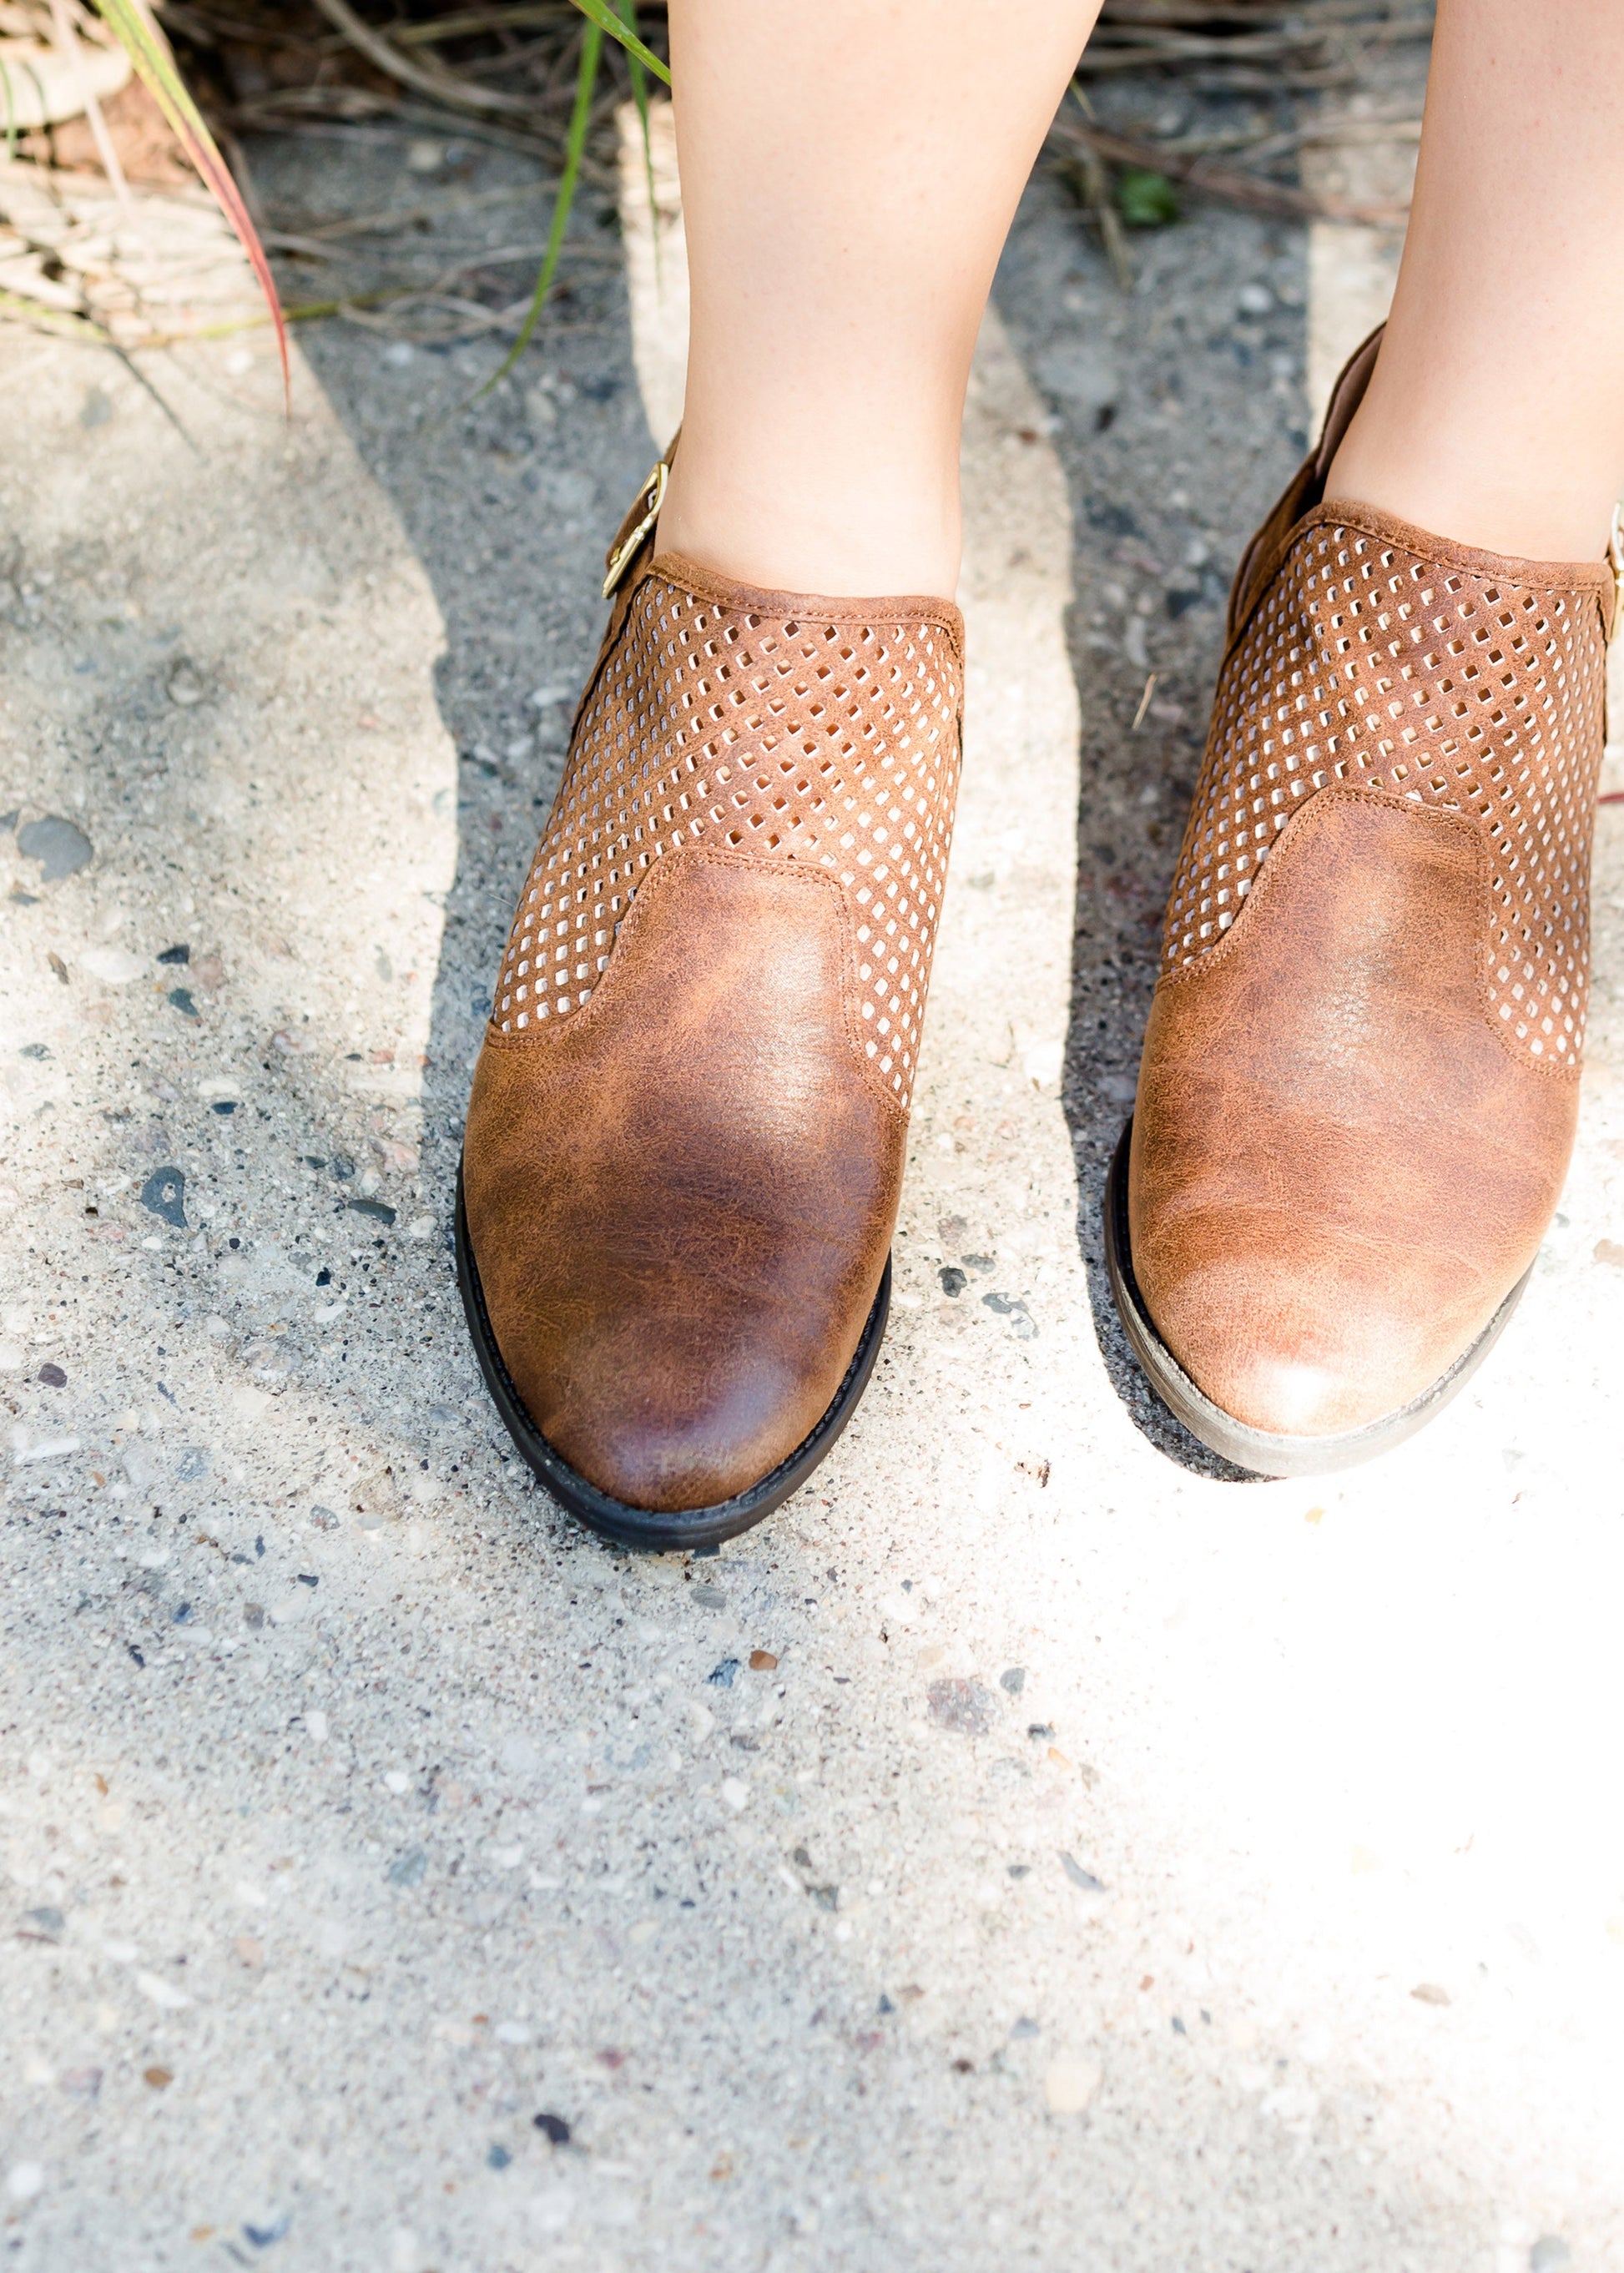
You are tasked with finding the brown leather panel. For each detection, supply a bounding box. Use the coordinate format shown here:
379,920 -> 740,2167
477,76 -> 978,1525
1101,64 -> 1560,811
1130,787 -> 1578,1438
464,849 -> 906,1511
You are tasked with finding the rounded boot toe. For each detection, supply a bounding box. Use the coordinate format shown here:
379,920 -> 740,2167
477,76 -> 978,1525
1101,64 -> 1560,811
518,1300 -> 865,1514
1146,1256 -> 1444,1441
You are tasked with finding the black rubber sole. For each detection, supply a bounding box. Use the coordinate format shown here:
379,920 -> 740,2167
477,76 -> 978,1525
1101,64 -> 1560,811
454,1163 -> 890,1552
1102,1118 -> 1532,1479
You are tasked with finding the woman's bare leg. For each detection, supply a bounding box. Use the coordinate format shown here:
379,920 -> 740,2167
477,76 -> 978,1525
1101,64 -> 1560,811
656,0 -> 1102,597
1326,0 -> 1624,561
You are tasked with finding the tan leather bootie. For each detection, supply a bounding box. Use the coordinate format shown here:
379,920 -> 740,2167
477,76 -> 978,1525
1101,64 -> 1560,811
458,461 -> 964,1546
1107,332 -> 1614,1474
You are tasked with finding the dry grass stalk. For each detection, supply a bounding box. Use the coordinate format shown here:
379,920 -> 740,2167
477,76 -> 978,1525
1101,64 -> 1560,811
1050,113 -> 1411,226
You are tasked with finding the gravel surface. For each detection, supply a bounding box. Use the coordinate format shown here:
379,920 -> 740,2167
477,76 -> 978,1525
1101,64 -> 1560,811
3,111 -> 1623,2273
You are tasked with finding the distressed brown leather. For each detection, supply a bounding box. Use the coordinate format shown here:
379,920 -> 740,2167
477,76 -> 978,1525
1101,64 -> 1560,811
1129,332 -> 1612,1439
463,527 -> 964,1510
1132,788 -> 1582,1434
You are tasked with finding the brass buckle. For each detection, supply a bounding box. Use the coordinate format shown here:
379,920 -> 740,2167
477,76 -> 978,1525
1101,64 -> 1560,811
601,460 -> 668,598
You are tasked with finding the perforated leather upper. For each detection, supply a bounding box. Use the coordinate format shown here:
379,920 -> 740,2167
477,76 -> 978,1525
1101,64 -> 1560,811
1161,506 -> 1611,1071
495,554 -> 964,1111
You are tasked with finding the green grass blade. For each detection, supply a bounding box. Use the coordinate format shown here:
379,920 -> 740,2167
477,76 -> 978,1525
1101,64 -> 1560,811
482,13 -> 602,392
86,0 -> 290,401
565,0 -> 668,85
617,0 -> 659,283
618,0 -> 650,140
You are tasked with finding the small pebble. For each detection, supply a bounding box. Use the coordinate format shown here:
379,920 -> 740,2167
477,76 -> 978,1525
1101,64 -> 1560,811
142,2066 -> 174,2091
999,1666 -> 1025,1695
156,943 -> 190,965
1410,1983 -> 1450,2006
707,1658 -> 740,1689
136,1970 -> 191,2011
1531,2240 -> 1571,2272
1059,1853 -> 1107,1894
748,1649 -> 778,1671
83,946 -> 144,985
926,1678 -> 994,1736
487,2144 -> 512,2170
1043,2058 -> 1102,2114
17,816 -> 92,880
691,1585 -> 728,1610
981,1290 -> 1036,1338
139,1167 -> 187,1228
532,2113 -> 570,2144
5,2163 -> 44,2201
38,1364 -> 66,1388
387,1847 -> 427,1887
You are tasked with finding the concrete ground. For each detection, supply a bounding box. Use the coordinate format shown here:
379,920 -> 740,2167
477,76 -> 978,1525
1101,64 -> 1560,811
3,75 -> 1624,2273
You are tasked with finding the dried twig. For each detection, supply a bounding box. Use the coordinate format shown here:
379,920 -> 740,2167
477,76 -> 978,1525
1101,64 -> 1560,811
1064,87 -> 1132,290
46,0 -> 128,201
392,3 -> 576,45
1079,0 -> 1433,83
1050,113 -> 1410,225
306,0 -> 542,115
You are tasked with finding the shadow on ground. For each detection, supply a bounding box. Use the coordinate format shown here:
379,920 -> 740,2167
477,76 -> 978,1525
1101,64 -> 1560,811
993,169 -> 1309,1483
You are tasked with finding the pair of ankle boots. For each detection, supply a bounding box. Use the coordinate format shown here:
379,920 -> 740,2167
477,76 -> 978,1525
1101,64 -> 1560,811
456,331 -> 1616,1545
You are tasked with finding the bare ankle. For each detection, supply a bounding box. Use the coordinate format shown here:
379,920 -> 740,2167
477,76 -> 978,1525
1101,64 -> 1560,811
653,411 -> 963,600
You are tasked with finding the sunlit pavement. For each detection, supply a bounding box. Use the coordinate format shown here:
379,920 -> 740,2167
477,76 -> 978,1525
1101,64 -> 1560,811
2,121 -> 1622,2273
